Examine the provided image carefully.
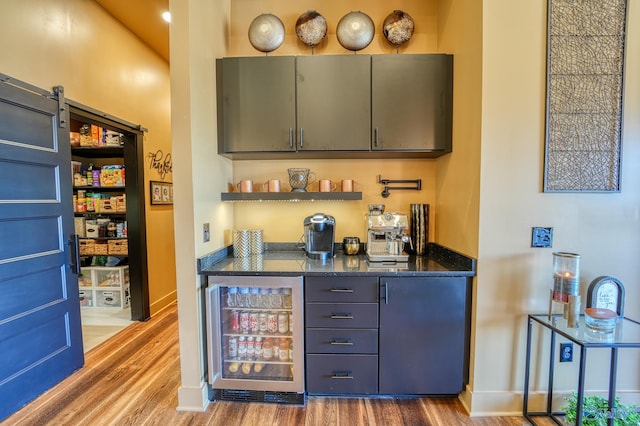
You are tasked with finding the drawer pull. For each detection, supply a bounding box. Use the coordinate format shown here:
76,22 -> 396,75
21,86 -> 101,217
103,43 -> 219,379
330,288 -> 354,293
330,340 -> 354,346
331,373 -> 354,379
330,314 -> 353,320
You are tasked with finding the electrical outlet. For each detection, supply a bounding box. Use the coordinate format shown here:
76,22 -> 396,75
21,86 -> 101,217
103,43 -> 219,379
560,342 -> 573,362
532,227 -> 553,248
203,223 -> 210,242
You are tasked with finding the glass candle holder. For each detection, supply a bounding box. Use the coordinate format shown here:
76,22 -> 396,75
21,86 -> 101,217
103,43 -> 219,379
552,252 -> 580,303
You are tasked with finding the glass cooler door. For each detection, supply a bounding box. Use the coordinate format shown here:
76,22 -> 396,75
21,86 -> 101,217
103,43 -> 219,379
205,275 -> 304,393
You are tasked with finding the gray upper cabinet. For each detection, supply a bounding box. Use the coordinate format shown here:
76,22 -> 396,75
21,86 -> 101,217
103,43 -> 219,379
216,56 -> 296,153
296,55 -> 371,152
372,54 -> 453,153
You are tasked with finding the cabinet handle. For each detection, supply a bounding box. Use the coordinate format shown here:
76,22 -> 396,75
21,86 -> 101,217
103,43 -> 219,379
68,234 -> 80,275
380,282 -> 388,304
330,314 -> 353,320
330,288 -> 353,293
330,340 -> 354,346
299,128 -> 304,148
331,373 -> 354,379
374,127 -> 379,147
289,128 -> 293,148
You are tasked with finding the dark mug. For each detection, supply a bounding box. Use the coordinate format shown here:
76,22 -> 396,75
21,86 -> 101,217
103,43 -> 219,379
343,237 -> 360,255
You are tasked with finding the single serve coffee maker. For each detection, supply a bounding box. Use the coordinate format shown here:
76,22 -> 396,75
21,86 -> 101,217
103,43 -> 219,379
304,213 -> 335,260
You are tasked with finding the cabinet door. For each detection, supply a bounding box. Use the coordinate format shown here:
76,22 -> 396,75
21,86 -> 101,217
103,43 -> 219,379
379,277 -> 469,395
372,54 -> 453,152
217,57 -> 296,153
296,55 -> 371,151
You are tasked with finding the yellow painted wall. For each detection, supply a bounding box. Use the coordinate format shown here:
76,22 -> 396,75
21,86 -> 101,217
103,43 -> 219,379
0,0 -> 176,316
228,1 -> 446,245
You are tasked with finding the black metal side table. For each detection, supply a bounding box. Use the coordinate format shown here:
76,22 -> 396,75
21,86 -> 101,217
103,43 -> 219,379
523,314 -> 640,425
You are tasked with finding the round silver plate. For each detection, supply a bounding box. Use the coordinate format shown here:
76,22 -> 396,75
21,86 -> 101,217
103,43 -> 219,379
336,11 -> 375,51
248,13 -> 285,53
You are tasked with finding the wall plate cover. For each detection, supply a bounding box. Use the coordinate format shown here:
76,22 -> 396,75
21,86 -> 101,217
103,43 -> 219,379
532,227 -> 553,248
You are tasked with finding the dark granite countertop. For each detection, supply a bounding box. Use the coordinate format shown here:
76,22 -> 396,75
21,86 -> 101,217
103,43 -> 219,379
197,243 -> 476,277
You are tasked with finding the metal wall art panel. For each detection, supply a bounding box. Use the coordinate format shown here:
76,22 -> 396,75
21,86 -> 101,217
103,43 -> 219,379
544,0 -> 628,192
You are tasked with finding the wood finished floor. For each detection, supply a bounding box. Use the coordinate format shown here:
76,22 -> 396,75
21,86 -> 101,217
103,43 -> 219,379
6,303 -> 538,426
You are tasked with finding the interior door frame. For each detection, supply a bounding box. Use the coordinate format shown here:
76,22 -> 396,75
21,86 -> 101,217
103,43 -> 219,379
67,101 -> 150,321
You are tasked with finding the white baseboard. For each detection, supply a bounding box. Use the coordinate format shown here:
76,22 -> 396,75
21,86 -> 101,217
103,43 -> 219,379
177,382 -> 209,412
461,385 -> 640,417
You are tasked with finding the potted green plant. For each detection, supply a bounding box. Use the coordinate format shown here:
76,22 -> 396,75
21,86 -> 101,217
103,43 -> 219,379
562,393 -> 640,425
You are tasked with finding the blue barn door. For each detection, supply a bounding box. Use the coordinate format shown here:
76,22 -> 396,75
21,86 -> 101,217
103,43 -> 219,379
0,76 -> 83,421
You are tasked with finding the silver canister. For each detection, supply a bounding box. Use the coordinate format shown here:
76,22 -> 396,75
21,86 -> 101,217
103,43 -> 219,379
233,229 -> 251,258
250,229 -> 264,254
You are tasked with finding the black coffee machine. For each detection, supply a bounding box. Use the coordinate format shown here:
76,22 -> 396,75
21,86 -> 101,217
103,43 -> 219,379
304,213 -> 335,260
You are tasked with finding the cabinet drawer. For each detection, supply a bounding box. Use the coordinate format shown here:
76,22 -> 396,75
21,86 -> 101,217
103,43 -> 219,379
306,354 -> 378,394
305,276 -> 378,303
306,329 -> 378,354
306,303 -> 378,328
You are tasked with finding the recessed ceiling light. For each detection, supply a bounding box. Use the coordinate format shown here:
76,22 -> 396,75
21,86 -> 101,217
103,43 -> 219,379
162,11 -> 171,23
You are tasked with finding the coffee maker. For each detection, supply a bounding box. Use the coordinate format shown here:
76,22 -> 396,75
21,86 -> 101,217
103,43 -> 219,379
304,213 -> 335,260
365,204 -> 411,262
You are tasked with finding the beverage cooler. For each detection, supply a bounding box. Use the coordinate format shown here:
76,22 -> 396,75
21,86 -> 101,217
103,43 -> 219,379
205,275 -> 305,404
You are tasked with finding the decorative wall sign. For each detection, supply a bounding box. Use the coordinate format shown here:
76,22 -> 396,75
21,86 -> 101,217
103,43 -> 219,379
150,181 -> 173,205
146,149 -> 173,180
544,0 -> 628,192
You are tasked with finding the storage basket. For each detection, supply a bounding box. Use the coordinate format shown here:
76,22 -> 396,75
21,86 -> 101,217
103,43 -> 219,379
93,241 -> 109,255
108,239 -> 128,255
79,239 -> 95,255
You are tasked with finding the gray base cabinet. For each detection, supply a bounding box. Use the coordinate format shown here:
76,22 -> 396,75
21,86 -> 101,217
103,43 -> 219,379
305,276 -> 379,394
304,275 -> 471,396
379,277 -> 470,395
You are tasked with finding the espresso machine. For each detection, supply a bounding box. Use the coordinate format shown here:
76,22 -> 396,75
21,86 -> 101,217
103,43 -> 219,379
365,205 -> 411,262
304,213 -> 335,260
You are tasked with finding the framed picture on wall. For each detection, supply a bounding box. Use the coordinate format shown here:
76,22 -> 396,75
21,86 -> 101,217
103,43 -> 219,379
150,181 -> 172,205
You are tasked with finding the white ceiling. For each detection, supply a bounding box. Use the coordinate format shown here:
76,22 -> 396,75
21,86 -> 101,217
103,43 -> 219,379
94,0 -> 170,62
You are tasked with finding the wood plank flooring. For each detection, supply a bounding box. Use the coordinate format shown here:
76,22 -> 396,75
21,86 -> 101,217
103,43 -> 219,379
5,303 -> 536,426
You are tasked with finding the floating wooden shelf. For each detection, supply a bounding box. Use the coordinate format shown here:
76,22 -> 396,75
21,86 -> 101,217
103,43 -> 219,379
221,192 -> 362,202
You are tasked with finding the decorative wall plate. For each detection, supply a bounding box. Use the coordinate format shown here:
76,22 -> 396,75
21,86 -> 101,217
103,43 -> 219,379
295,10 -> 327,48
383,10 -> 415,46
248,14 -> 285,53
336,11 -> 375,51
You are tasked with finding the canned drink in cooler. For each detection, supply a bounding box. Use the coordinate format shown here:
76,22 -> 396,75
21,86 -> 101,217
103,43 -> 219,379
246,336 -> 255,359
278,311 -> 289,334
228,336 -> 238,359
240,311 -> 250,333
238,336 -> 247,359
267,312 -> 278,334
259,312 -> 268,333
249,311 -> 259,333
